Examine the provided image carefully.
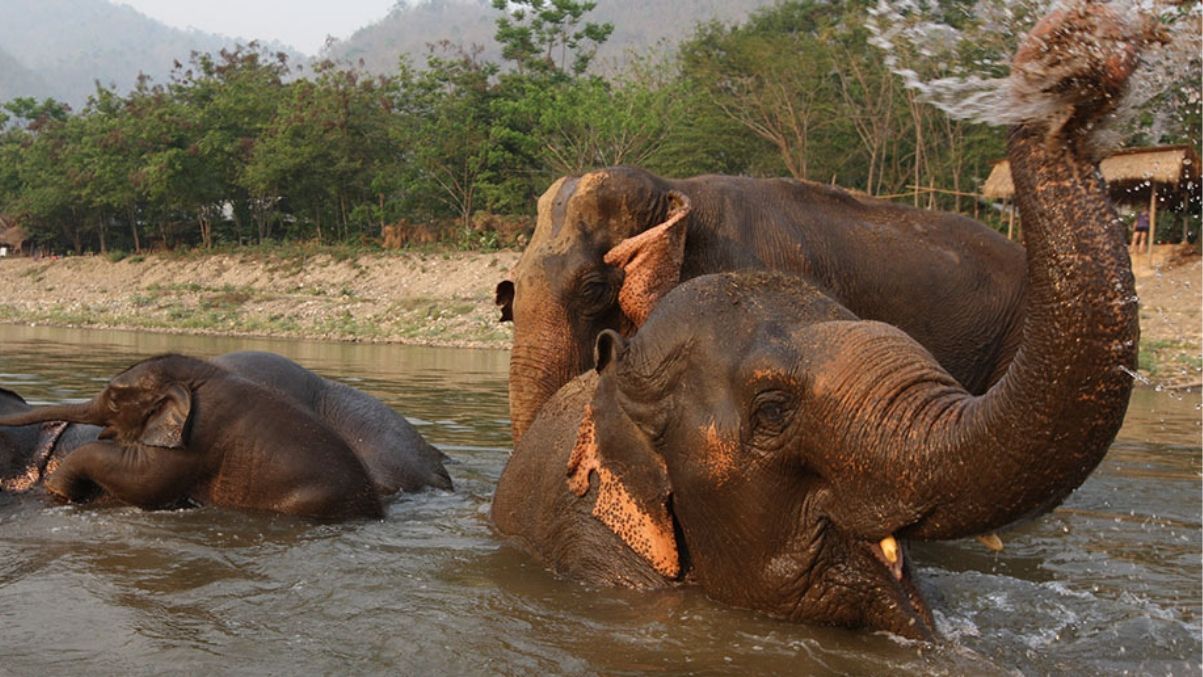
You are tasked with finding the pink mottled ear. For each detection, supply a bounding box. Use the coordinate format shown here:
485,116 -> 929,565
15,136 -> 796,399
603,192 -> 690,331
566,402 -> 680,579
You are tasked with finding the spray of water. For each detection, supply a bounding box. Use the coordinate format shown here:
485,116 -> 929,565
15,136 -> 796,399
868,0 -> 1201,144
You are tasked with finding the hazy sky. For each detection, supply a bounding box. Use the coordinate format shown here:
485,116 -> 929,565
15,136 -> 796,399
116,0 -> 398,54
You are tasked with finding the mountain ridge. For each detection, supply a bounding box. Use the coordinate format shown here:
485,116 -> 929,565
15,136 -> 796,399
323,0 -> 778,73
0,0 -> 303,108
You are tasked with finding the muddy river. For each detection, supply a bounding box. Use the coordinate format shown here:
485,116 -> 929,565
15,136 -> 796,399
0,325 -> 1198,674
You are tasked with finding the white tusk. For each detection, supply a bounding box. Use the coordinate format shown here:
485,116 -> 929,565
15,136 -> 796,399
880,535 -> 899,564
976,533 -> 1005,552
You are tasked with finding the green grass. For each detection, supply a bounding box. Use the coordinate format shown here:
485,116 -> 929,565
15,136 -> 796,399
1138,338 -> 1201,379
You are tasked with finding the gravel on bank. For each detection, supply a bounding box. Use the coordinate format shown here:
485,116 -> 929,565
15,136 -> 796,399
0,249 -> 520,349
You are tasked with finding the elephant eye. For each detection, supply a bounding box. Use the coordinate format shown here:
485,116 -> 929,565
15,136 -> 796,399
576,271 -> 619,313
751,391 -> 793,437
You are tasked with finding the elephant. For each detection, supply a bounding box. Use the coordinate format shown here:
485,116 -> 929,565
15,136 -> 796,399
492,2 -> 1144,639
497,147 -> 1028,446
0,353 -> 451,509
0,352 -> 446,519
210,351 -> 451,494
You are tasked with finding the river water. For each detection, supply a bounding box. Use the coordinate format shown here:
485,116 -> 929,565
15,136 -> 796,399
0,324 -> 1198,674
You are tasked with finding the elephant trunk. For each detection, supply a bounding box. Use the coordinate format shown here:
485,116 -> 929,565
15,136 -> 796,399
899,14 -> 1143,539
816,5 -> 1143,541
900,121 -> 1137,540
0,401 -> 101,428
508,336 -> 586,445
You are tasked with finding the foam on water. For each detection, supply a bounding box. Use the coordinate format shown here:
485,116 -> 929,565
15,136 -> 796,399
869,0 -> 1201,141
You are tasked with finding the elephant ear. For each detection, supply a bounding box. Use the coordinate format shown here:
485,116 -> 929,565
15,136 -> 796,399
495,280 -> 514,322
140,383 -> 192,449
602,191 -> 691,331
565,331 -> 680,578
0,386 -> 29,407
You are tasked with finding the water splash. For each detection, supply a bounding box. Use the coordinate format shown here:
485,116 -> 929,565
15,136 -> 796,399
868,0 -> 1202,139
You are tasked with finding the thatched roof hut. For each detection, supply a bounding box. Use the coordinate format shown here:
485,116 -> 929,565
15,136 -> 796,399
982,145 -> 1201,210
0,215 -> 26,253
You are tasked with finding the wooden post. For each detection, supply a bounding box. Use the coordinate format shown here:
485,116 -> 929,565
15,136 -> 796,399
1007,198 -> 1015,240
1148,183 -> 1158,265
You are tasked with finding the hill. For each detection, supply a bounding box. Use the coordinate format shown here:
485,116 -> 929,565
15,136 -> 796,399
0,0 -> 301,108
325,0 -> 778,73
0,46 -> 54,101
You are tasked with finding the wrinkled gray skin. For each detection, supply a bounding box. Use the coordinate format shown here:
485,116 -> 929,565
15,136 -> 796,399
493,2 -> 1143,639
212,351 -> 451,494
498,162 -> 1028,444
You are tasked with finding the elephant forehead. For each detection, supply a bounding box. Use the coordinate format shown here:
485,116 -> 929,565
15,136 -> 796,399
529,171 -> 616,246
534,175 -> 575,241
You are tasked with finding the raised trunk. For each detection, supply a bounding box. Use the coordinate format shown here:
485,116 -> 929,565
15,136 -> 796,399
0,402 -> 100,428
894,121 -> 1137,540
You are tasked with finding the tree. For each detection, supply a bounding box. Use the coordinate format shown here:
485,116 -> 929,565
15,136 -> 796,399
678,3 -> 843,181
392,47 -> 498,232
491,0 -> 613,77
535,64 -> 683,175
170,45 -> 290,247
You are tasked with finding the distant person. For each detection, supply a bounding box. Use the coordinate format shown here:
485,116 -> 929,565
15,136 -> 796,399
1131,210 -> 1150,249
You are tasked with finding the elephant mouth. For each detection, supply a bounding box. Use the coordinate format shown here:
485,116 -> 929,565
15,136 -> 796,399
862,533 -> 936,639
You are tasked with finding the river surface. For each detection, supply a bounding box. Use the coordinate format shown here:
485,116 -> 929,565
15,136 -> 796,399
0,325 -> 1198,675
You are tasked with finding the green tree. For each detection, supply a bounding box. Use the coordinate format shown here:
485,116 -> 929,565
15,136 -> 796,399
394,48 -> 498,232
169,45 -> 290,247
491,0 -> 613,77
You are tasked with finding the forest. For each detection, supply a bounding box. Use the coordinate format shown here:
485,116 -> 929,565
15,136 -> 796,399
0,0 -> 1197,255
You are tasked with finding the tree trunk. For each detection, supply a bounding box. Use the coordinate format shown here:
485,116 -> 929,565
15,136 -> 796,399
98,214 -> 108,254
128,204 -> 141,253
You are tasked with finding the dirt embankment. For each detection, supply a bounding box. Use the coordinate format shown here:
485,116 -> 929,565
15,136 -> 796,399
0,248 -> 1198,387
0,249 -> 520,349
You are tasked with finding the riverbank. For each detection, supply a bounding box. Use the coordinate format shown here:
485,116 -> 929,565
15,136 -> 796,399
0,248 -> 520,349
0,247 -> 1199,387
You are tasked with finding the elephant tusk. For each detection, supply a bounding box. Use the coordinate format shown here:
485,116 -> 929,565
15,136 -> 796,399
880,535 -> 899,564
976,533 -> 1005,552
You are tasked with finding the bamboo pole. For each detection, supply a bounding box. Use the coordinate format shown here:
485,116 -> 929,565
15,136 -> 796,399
1007,198 -> 1015,240
1147,183 -> 1157,265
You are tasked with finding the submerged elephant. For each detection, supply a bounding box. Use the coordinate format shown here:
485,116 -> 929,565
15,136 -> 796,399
0,387 -> 100,495
498,137 -> 1027,445
492,3 -> 1143,638
0,352 -> 450,518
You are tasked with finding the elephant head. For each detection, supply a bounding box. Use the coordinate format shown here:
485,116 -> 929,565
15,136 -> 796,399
541,2 -> 1144,638
496,168 -> 691,443
0,356 -> 195,450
